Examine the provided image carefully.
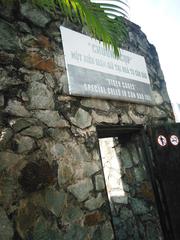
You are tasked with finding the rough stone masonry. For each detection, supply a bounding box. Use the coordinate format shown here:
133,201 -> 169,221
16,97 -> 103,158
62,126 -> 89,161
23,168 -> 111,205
0,2 -> 174,240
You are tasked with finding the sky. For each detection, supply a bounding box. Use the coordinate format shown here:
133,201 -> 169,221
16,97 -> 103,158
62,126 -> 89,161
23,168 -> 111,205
129,0 -> 180,104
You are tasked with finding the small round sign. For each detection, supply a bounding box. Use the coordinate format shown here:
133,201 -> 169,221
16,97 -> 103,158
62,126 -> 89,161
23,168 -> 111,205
157,135 -> 167,147
170,135 -> 179,146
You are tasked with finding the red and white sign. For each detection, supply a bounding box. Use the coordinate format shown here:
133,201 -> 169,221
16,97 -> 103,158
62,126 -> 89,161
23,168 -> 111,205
157,135 -> 167,147
170,135 -> 179,146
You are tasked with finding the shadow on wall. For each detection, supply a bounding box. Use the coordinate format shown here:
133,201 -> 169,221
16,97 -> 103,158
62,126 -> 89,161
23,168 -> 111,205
98,137 -> 163,240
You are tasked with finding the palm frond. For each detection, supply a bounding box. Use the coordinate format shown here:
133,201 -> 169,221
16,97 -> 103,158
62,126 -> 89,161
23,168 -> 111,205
0,0 -> 128,56
29,0 -> 128,55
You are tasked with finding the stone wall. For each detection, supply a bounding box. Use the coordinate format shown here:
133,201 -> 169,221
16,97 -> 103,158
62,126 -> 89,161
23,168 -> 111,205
0,2 -> 174,240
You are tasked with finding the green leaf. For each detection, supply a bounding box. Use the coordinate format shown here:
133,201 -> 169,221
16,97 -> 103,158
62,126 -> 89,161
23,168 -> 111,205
0,0 -> 128,56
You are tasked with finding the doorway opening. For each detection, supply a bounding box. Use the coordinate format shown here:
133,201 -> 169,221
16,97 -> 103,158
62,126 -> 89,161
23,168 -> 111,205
97,125 -> 163,240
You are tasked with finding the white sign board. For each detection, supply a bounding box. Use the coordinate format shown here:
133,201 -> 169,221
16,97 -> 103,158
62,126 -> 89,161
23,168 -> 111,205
60,26 -> 153,104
